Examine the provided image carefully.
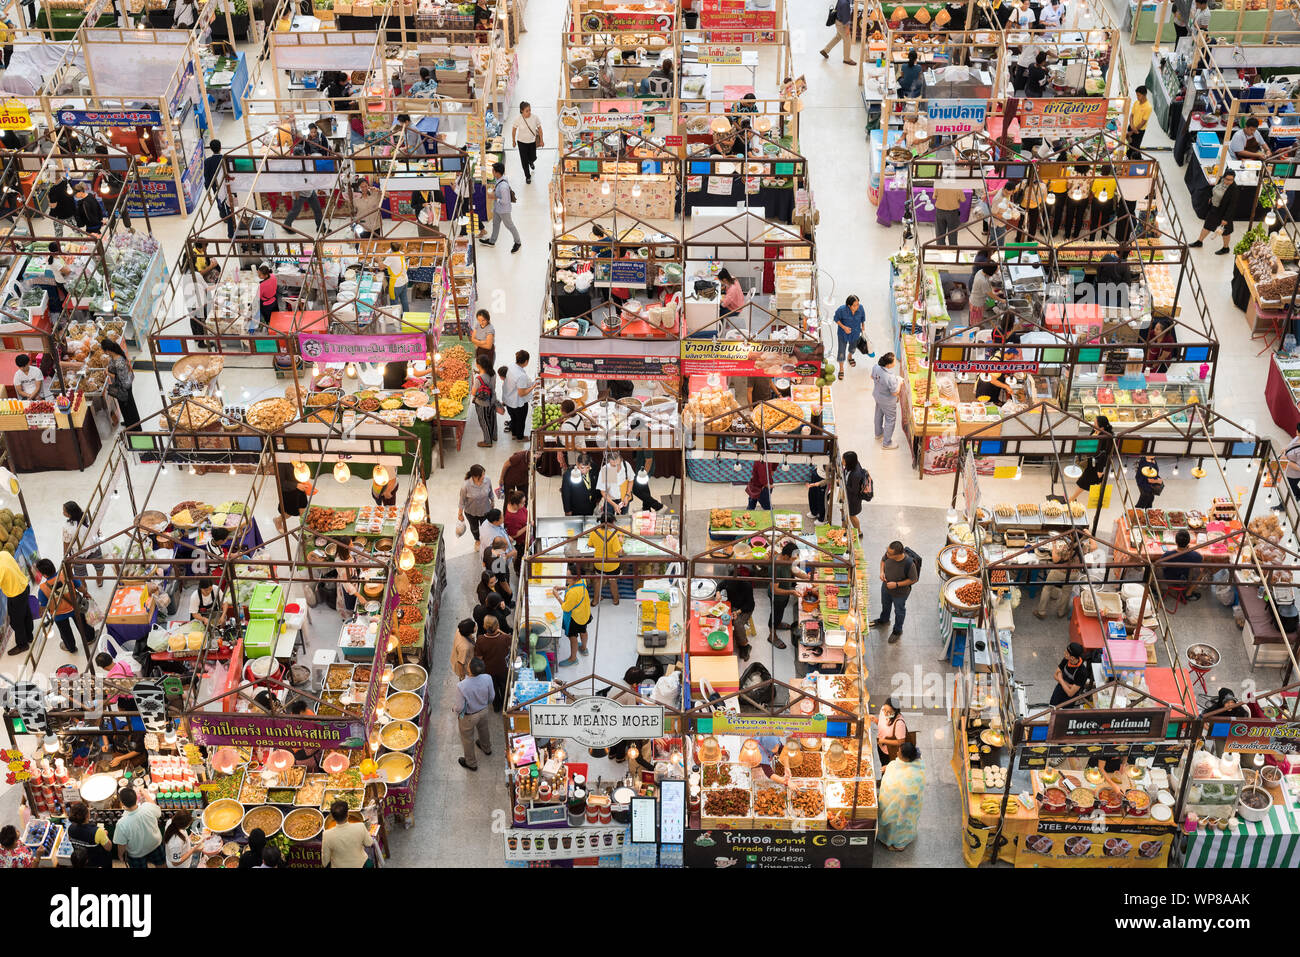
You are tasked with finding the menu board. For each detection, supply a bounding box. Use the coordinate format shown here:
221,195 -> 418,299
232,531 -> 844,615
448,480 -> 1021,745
684,827 -> 873,869
660,780 -> 685,845
1047,708 -> 1169,742
1018,741 -> 1184,769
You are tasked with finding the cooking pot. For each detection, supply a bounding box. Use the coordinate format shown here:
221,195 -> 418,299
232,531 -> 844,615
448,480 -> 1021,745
79,772 -> 118,809
1125,789 -> 1152,816
1039,786 -> 1068,813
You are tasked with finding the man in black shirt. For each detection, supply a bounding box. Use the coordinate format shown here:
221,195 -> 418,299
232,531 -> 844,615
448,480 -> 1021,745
724,571 -> 755,661
1051,641 -> 1091,707
561,455 -> 597,516
73,183 -> 102,235
203,140 -> 235,238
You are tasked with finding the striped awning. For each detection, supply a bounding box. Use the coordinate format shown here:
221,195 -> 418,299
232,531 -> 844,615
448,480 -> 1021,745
1183,806 -> 1300,868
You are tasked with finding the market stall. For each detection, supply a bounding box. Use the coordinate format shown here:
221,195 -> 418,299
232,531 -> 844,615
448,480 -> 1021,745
1174,31 -> 1300,221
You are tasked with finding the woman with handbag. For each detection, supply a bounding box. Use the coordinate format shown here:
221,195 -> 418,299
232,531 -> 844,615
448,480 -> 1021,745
471,353 -> 498,447
1070,415 -> 1114,504
511,101 -> 542,185
876,698 -> 909,768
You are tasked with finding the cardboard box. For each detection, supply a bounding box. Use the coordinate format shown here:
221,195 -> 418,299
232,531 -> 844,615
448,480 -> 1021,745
107,585 -> 154,625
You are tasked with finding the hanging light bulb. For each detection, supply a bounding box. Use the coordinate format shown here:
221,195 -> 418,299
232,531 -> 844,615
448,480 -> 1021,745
635,468 -> 650,486
398,547 -> 415,570
625,743 -> 639,764
1192,466 -> 1207,479
1265,211 -> 1278,227
1172,463 -> 1179,477
313,364 -> 322,378
403,526 -> 419,547
738,739 -> 763,767
228,463 -> 236,475
631,182 -> 642,197
42,734 -> 59,753
293,461 -> 310,482
600,179 -> 611,195
1097,189 -> 1109,204
333,460 -> 351,483
189,463 -> 197,475
345,362 -> 359,378
1045,191 -> 1056,205
409,500 -> 426,523
99,181 -> 110,195
372,464 -> 390,487
568,467 -> 584,485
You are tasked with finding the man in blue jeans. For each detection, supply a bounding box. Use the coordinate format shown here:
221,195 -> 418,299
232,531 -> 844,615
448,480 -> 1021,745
833,295 -> 864,380
871,541 -> 918,644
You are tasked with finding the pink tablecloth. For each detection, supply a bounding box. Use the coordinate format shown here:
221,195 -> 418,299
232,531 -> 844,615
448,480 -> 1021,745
1266,354 -> 1300,436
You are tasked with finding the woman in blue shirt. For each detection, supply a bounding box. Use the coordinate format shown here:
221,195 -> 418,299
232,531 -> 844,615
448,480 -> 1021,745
832,295 -> 864,379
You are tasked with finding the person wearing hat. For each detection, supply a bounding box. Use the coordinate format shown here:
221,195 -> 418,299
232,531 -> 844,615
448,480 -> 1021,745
1051,641 -> 1091,707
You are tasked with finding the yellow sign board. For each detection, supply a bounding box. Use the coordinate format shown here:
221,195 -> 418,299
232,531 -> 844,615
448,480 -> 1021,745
0,100 -> 31,131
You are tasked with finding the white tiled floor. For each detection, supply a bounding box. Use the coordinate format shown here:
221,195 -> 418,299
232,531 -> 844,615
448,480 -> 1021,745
2,0 -> 1289,864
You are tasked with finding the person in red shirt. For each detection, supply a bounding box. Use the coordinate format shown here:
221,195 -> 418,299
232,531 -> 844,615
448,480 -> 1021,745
498,449 -> 529,498
746,439 -> 774,510
503,490 -> 528,577
257,265 -> 278,324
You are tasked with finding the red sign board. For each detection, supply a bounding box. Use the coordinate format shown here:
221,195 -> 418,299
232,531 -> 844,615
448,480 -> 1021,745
1018,99 -> 1108,138
664,135 -> 683,147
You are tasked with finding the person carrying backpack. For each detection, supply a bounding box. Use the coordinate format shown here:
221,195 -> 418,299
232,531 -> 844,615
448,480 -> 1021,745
871,540 -> 921,644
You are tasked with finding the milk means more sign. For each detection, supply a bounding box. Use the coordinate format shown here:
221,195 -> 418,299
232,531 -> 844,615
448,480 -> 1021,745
529,696 -> 664,748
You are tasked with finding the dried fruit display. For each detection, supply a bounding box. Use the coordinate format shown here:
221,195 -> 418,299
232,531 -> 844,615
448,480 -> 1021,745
702,788 -> 750,817
358,397 -> 381,412
709,508 -> 734,528
415,522 -> 439,543
412,544 -> 436,564
394,623 -> 421,646
951,547 -> 979,573
955,580 -> 983,605
245,397 -> 297,432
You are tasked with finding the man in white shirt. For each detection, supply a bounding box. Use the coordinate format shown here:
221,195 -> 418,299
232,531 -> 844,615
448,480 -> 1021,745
1038,0 -> 1065,27
12,353 -> 41,400
502,349 -> 533,440
510,101 -> 541,185
596,449 -> 663,513
1283,425 -> 1300,500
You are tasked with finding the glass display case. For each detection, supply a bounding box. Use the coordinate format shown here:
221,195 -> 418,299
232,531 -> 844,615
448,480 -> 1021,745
1066,376 -> 1209,428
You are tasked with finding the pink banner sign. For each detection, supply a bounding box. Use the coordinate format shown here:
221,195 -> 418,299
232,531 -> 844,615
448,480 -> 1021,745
298,332 -> 428,363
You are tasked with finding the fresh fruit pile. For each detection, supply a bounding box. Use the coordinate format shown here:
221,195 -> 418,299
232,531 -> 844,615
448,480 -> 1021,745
445,380 -> 469,402
532,402 -> 562,430
437,397 -> 464,417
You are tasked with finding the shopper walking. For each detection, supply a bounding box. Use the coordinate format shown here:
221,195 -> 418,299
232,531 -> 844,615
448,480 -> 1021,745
877,742 -> 925,851
450,618 -> 476,681
933,183 -> 963,246
503,489 -> 528,577
471,353 -> 499,447
480,162 -> 521,252
457,463 -> 495,542
1190,169 -> 1237,255
351,179 -> 383,238
113,787 -> 165,868
555,571 -> 593,666
34,558 -> 84,654
820,0 -> 856,64
100,338 -> 140,431
454,658 -> 496,771
841,450 -> 872,537
871,540 -> 918,643
745,438 -> 774,510
1070,415 -> 1113,503
871,353 -> 902,449
832,295 -> 864,379
511,101 -> 542,184
283,183 -> 324,233
72,182 -> 103,236
470,308 -> 496,369
876,698 -> 909,767
1134,453 -> 1163,509
502,350 -> 533,440
474,616 -> 511,712
724,571 -> 755,661
499,448 -> 530,498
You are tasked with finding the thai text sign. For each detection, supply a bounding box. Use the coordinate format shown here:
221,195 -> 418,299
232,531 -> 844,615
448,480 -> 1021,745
928,99 -> 986,135
0,100 -> 31,130
1223,720 -> 1300,754
189,715 -> 365,749
1018,99 -> 1108,138
57,109 -> 163,128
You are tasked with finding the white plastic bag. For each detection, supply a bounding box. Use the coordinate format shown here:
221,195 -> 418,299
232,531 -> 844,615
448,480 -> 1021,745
456,521 -> 467,538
